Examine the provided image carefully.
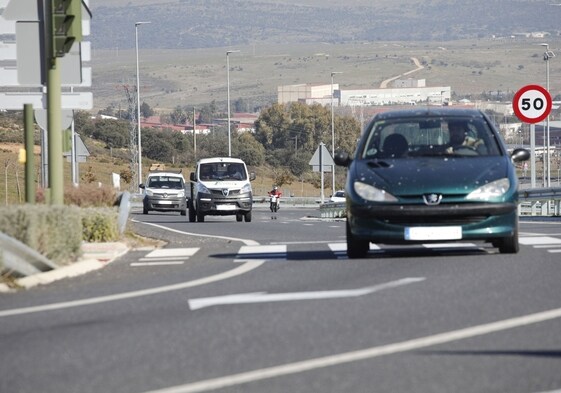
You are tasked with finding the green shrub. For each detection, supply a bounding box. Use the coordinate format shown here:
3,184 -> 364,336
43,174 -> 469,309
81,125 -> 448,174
0,205 -> 82,264
81,207 -> 120,243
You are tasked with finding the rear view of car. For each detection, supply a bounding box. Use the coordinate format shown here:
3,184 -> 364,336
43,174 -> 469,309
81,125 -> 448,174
335,108 -> 530,258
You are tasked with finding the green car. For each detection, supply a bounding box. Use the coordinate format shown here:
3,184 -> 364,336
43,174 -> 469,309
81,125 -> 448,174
334,108 -> 530,259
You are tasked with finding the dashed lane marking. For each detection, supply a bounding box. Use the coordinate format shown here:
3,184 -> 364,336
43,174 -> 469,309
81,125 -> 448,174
130,248 -> 200,267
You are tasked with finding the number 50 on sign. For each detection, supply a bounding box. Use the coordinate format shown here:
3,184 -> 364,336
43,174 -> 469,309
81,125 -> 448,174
513,84 -> 552,124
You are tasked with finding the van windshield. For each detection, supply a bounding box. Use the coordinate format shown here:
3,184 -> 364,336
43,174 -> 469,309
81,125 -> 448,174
199,163 -> 247,181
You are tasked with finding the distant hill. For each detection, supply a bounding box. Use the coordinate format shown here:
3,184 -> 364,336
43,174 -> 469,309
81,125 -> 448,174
90,0 -> 561,50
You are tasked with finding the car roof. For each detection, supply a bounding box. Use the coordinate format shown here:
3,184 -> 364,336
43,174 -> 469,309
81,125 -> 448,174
372,107 -> 486,121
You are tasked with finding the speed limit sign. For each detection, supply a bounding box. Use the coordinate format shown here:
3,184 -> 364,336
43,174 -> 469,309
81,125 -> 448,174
513,84 -> 552,124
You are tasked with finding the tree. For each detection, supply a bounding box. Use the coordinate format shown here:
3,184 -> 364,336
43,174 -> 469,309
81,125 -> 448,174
140,102 -> 154,118
170,106 -> 187,125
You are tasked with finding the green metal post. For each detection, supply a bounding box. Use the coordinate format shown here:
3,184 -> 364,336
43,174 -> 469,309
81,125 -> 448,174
24,104 -> 36,204
47,57 -> 64,205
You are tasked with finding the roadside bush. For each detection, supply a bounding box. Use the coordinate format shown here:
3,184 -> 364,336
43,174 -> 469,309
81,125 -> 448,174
0,205 -> 82,264
81,208 -> 120,242
36,184 -> 118,207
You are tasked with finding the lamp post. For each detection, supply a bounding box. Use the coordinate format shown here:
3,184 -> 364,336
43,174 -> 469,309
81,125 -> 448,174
135,21 -> 151,187
541,43 -> 555,188
330,71 -> 342,195
226,50 -> 240,157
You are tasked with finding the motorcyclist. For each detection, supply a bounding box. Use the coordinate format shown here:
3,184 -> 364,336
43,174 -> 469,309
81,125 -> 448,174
268,186 -> 282,212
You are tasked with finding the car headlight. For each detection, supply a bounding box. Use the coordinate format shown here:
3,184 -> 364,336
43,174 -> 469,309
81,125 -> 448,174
466,178 -> 510,201
145,189 -> 154,196
241,183 -> 252,194
196,183 -> 210,194
177,189 -> 185,198
354,181 -> 398,202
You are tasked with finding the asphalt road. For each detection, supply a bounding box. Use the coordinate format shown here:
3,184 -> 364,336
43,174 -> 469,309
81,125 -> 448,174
1,205 -> 561,393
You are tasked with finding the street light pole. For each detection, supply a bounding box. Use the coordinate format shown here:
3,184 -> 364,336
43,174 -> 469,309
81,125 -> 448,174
331,71 -> 342,195
135,21 -> 151,187
226,50 -> 240,157
541,43 -> 555,188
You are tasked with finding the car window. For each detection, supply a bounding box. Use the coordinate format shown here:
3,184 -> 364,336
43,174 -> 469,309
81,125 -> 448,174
362,117 -> 502,158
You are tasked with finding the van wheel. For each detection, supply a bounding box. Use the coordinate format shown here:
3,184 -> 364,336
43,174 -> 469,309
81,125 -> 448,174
180,209 -> 186,216
244,211 -> 252,222
236,214 -> 243,222
197,211 -> 205,222
143,207 -> 149,214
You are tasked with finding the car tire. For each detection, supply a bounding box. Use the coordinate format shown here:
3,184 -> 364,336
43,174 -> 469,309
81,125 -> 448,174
196,211 -> 205,222
236,213 -> 243,222
497,229 -> 519,254
244,211 -> 252,222
180,208 -> 186,216
346,221 -> 369,259
143,207 -> 149,215
188,203 -> 196,223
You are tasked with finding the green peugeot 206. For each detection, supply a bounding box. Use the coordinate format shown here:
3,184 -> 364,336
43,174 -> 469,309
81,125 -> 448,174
334,108 -> 530,259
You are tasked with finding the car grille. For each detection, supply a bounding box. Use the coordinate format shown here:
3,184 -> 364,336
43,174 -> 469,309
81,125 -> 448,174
384,215 -> 489,226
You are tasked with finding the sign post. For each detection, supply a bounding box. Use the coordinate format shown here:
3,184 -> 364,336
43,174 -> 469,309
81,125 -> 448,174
512,84 -> 552,190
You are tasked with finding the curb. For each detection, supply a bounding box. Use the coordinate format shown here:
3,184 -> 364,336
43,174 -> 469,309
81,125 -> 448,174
0,242 -> 130,293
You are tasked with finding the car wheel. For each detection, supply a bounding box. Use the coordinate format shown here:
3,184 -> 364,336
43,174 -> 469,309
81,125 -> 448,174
244,211 -> 252,222
188,203 -> 196,223
236,213 -> 243,222
497,228 -> 519,254
143,207 -> 149,214
346,221 -> 369,259
180,209 -> 186,216
196,211 -> 205,222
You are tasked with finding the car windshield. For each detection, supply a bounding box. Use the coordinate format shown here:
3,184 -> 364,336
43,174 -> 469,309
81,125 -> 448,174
148,176 -> 184,189
361,116 -> 502,159
199,163 -> 247,181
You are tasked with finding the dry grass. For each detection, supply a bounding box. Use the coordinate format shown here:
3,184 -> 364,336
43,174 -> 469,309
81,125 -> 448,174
91,38 -> 561,113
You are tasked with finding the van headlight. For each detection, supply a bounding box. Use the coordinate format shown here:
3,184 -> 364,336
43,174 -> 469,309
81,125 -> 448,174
145,189 -> 154,196
177,189 -> 185,198
196,183 -> 210,194
241,183 -> 252,194
466,178 -> 510,201
354,181 -> 398,202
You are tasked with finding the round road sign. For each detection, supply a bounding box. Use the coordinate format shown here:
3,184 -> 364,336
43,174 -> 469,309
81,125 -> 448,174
512,84 -> 552,124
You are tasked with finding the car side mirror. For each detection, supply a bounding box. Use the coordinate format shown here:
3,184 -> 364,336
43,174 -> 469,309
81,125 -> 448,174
511,148 -> 530,163
139,183 -> 145,189
190,172 -> 196,182
249,172 -> 256,181
334,150 -> 352,166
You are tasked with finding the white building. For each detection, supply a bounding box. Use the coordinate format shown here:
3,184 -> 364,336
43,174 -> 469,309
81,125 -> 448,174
278,81 -> 451,107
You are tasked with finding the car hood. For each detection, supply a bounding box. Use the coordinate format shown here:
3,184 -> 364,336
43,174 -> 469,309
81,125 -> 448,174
351,156 -> 512,196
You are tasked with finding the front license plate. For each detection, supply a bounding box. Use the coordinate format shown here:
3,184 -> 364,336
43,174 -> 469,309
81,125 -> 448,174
217,204 -> 236,211
404,226 -> 462,241
157,200 -> 173,205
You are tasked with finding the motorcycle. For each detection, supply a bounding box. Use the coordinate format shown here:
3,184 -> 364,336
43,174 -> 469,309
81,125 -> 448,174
269,194 -> 280,212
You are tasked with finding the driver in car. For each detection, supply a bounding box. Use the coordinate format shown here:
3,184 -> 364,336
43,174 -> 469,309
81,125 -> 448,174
446,121 -> 484,153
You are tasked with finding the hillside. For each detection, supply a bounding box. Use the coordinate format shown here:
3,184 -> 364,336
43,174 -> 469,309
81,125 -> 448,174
90,0 -> 560,50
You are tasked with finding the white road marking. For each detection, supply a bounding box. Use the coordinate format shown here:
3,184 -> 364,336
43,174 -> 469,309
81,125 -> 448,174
131,219 -> 260,246
0,261 -> 265,318
234,245 -> 287,262
141,306 -> 561,393
423,243 -> 478,248
548,249 -> 561,253
519,236 -> 561,245
131,262 -> 185,267
188,277 -> 425,310
146,248 -> 200,258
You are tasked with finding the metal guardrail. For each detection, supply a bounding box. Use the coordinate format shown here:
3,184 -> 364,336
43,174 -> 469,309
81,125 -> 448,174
0,232 -> 59,278
319,202 -> 346,219
519,187 -> 561,216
